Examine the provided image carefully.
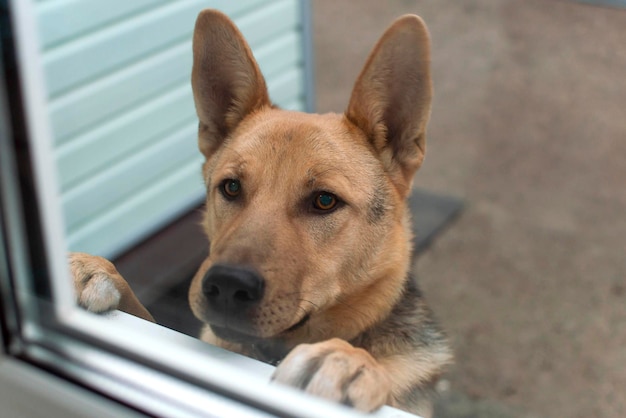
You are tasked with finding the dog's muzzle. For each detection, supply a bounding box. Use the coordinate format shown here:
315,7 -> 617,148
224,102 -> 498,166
201,264 -> 265,335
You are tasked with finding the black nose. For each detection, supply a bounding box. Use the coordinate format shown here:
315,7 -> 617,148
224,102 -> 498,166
202,264 -> 264,310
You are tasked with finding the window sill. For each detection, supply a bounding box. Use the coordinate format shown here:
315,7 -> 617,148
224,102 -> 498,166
103,311 -> 422,418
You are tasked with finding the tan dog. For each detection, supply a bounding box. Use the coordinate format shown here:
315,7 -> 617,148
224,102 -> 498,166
72,10 -> 452,416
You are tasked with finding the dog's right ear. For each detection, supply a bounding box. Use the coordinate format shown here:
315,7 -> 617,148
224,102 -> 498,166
191,10 -> 270,158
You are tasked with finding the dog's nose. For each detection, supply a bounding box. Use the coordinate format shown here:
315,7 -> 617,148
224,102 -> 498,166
202,264 -> 264,309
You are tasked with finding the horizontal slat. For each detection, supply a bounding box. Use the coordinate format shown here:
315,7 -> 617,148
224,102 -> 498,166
62,123 -> 199,230
55,84 -> 196,191
48,25 -> 302,145
267,67 -> 305,106
254,30 -> 302,77
41,0 -> 293,97
42,1 -> 202,97
66,160 -> 205,258
36,0 -> 168,49
36,0 -> 269,50
236,0 -> 300,47
48,41 -> 191,144
281,98 -> 306,112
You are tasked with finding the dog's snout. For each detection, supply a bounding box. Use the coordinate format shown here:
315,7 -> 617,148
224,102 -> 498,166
202,264 -> 264,309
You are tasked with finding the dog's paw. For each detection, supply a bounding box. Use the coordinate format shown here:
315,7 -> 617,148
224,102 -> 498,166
69,252 -> 123,314
271,338 -> 392,412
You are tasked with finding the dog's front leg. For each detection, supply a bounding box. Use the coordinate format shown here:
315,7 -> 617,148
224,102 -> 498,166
69,252 -> 154,322
271,338 -> 392,412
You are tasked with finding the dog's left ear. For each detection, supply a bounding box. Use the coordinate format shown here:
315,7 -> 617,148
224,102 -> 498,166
346,15 -> 432,196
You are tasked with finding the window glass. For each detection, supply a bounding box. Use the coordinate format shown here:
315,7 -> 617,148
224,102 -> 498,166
13,1 -> 622,417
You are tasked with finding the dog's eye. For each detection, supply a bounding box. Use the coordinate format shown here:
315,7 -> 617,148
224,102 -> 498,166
313,192 -> 338,212
221,179 -> 242,199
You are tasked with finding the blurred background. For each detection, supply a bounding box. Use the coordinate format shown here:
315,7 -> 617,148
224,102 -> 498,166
311,1 -> 625,417
34,0 -> 625,417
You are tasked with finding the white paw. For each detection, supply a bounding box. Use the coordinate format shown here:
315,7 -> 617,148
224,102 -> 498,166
271,338 -> 392,412
77,272 -> 121,313
70,253 -> 122,314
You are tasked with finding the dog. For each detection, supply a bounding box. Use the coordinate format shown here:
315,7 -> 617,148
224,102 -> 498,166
71,9 -> 452,416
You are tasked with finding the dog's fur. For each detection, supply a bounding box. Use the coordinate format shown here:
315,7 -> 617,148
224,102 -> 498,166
71,10 -> 452,416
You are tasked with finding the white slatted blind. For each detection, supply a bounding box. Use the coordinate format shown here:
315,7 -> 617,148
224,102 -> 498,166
34,0 -> 313,258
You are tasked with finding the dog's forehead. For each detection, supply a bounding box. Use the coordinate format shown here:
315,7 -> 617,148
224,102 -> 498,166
226,109 -> 374,167
236,110 -> 345,149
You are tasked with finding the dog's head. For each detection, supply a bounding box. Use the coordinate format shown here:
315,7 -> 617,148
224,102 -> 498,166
188,10 -> 432,348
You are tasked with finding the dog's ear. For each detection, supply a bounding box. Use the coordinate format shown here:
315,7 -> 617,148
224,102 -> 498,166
191,10 -> 270,158
346,15 -> 432,196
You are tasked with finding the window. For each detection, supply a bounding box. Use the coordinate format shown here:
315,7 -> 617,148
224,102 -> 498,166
0,1 -> 408,417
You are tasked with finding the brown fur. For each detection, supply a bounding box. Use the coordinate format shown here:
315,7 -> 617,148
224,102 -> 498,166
72,10 -> 452,417
70,252 -> 154,322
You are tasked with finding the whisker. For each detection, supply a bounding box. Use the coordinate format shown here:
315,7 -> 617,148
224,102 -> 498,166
296,305 -> 309,318
279,291 -> 371,326
334,296 -> 371,320
297,298 -> 320,310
